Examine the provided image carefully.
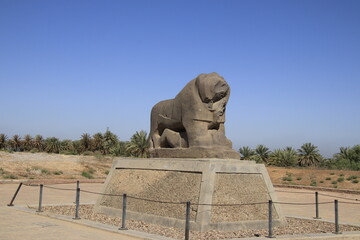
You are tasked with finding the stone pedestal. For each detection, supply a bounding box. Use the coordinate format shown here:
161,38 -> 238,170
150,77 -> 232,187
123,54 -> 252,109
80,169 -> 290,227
94,158 -> 287,232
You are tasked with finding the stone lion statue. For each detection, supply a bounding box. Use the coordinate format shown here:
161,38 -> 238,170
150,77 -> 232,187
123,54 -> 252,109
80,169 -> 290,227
149,73 -> 236,156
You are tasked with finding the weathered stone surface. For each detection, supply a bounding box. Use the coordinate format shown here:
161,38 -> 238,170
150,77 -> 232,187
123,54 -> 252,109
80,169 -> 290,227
149,72 -> 240,159
149,147 -> 241,159
94,158 -> 287,232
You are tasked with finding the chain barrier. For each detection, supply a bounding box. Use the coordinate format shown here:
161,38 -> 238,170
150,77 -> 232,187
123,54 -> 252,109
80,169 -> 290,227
273,201 -> 333,205
276,189 -> 360,201
338,201 -> 360,205
127,195 -> 185,205
80,189 -> 123,197
275,189 -> 313,194
195,201 -> 269,206
318,192 -> 360,201
10,181 -> 358,238
19,182 -> 358,207
43,185 -> 76,191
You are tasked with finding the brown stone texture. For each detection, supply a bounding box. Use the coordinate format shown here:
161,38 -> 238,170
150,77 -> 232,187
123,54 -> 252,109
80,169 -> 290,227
211,173 -> 278,222
149,147 -> 241,159
99,169 -> 202,220
149,72 -> 240,159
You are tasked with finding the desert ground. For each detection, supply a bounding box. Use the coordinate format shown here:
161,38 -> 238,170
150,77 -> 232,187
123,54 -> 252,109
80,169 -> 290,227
1,151 -> 359,192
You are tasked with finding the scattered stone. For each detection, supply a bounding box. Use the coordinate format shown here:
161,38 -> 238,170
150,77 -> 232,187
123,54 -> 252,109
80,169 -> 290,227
37,205 -> 360,239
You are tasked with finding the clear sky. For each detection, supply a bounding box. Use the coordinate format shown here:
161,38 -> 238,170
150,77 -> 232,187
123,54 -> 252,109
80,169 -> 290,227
1,0 -> 359,158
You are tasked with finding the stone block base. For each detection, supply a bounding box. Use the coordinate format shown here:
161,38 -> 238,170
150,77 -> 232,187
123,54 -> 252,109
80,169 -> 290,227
149,147 -> 240,159
94,158 -> 287,232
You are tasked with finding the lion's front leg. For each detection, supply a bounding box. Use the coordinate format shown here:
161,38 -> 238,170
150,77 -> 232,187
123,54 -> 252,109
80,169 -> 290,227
185,121 -> 214,147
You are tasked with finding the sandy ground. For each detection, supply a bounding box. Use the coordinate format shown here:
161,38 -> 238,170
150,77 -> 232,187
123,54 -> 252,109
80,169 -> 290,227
1,152 -> 360,191
1,183 -> 360,240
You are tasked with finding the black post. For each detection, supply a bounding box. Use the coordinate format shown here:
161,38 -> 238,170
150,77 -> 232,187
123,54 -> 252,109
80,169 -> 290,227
7,182 -> 23,206
267,200 -> 274,238
119,194 -> 128,230
74,180 -> 79,204
185,201 -> 190,240
334,200 -> 341,234
36,184 -> 43,212
73,187 -> 80,219
314,191 -> 321,219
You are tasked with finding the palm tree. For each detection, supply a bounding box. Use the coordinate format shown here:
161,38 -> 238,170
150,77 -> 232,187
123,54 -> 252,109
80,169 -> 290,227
61,139 -> 75,152
255,144 -> 271,163
92,133 -> 103,152
102,130 -> 118,155
10,135 -> 22,151
269,147 -> 298,167
23,134 -> 33,151
239,146 -> 255,159
110,141 -> 129,156
80,133 -> 92,152
298,143 -> 322,167
0,134 -> 7,150
126,130 -> 149,158
33,135 -> 44,151
45,137 -> 61,153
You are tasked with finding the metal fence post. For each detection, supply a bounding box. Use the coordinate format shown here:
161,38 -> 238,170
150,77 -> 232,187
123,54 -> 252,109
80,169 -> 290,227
267,200 -> 274,238
74,180 -> 79,204
314,191 -> 321,219
73,187 -> 80,219
36,184 -> 43,212
119,194 -> 128,230
7,182 -> 23,206
185,201 -> 190,240
334,200 -> 341,234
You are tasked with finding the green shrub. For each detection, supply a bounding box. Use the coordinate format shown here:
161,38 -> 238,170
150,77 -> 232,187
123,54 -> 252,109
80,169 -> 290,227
4,149 -> 14,153
88,168 -> 96,174
333,185 -> 338,188
330,172 -> 335,175
347,176 -> 358,181
60,150 -> 78,155
81,171 -> 93,179
339,173 -> 344,177
30,148 -> 39,153
352,179 -> 359,184
104,170 -> 110,175
319,180 -> 324,183
0,168 -> 5,174
282,176 -> 292,181
331,181 -> 337,184
4,174 -> 18,179
53,170 -> 63,175
325,177 -> 331,180
310,180 -> 317,186
41,169 -> 50,174
337,177 -> 344,182
82,151 -> 93,156
296,177 -> 302,181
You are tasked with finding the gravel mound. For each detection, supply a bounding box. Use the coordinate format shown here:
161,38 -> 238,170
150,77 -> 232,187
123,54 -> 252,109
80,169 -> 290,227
37,205 -> 360,239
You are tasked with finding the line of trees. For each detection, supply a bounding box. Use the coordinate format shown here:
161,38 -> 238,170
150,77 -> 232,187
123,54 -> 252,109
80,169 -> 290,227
0,130 -> 149,158
1,132 -> 359,170
239,143 -> 360,170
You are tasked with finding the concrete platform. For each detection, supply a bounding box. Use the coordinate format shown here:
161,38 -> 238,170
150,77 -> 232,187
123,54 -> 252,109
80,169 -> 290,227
95,158 -> 287,231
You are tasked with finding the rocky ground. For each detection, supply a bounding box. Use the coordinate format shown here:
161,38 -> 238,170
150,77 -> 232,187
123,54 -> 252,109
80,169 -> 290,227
37,205 -> 360,240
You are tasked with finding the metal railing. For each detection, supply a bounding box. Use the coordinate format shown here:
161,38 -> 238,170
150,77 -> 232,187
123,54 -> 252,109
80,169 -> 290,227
7,182 -> 360,239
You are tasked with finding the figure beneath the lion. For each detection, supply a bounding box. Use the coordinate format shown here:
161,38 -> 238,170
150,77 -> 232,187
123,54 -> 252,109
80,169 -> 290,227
149,72 -> 233,150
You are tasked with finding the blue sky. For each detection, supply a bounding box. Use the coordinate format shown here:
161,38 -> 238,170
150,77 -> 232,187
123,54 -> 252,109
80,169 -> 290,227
1,0 -> 359,158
